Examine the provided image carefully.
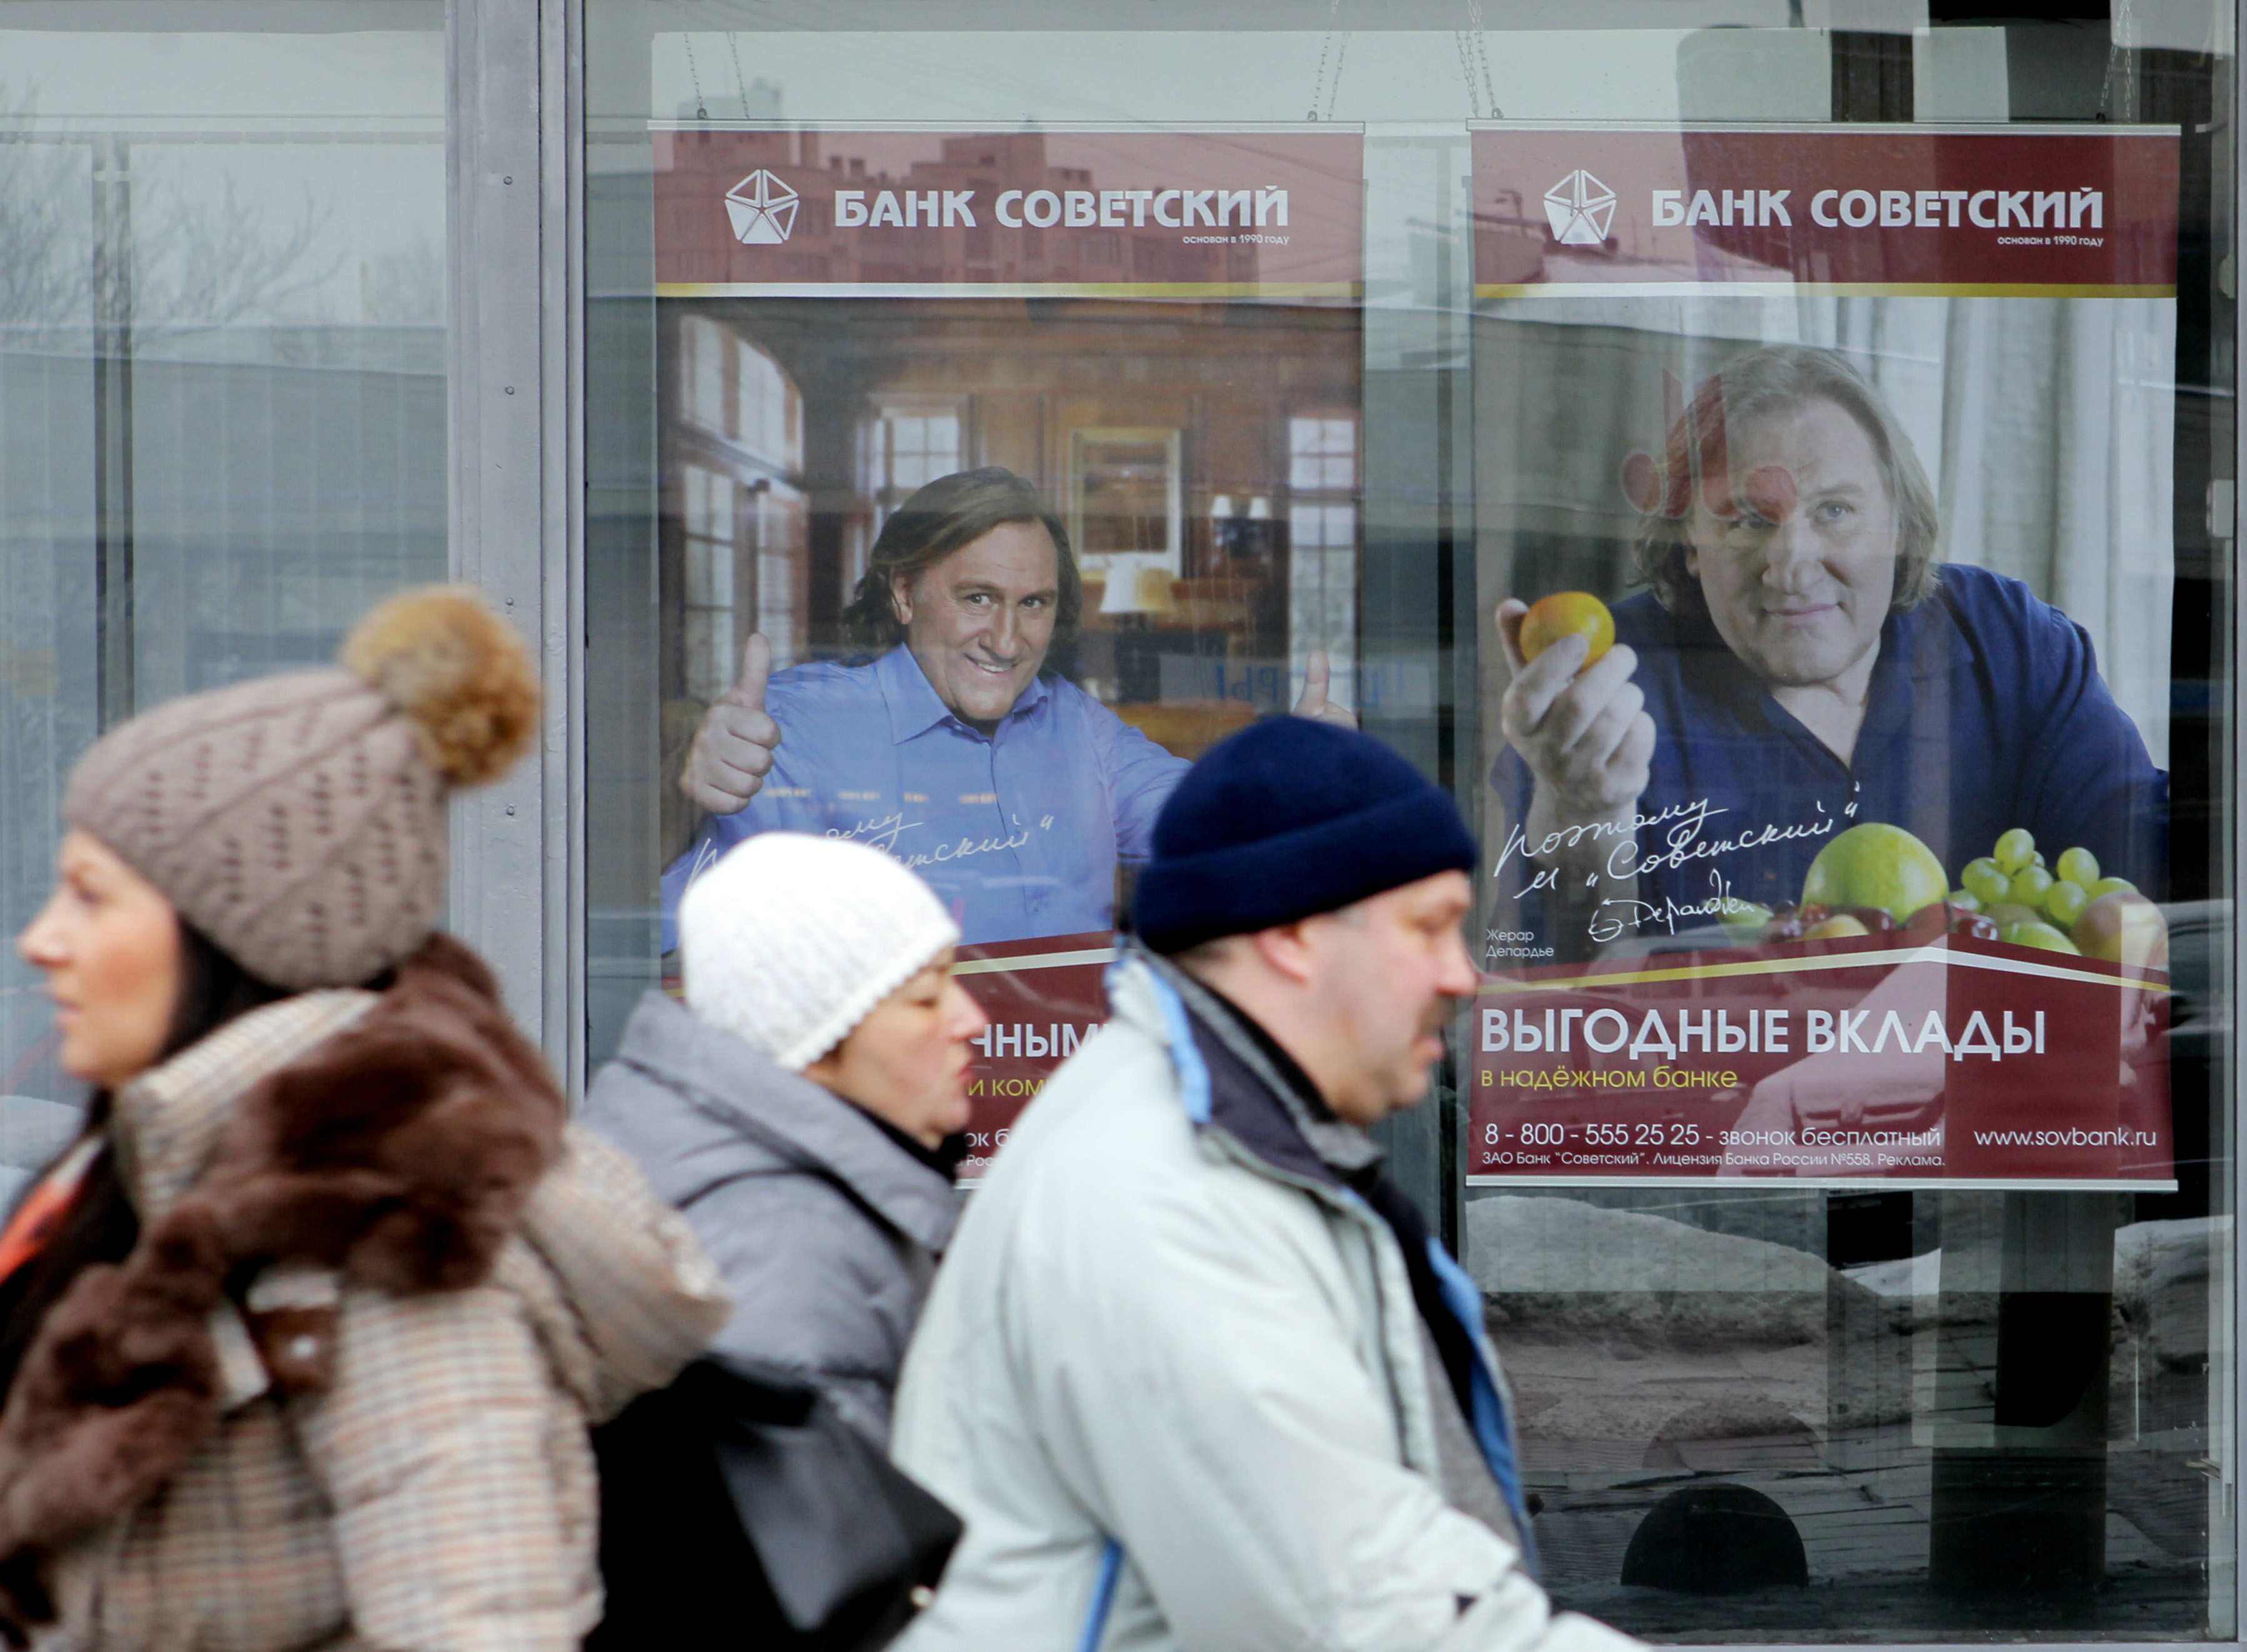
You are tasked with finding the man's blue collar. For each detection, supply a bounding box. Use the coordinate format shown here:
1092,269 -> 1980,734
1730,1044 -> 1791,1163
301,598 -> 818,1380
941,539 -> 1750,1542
874,643 -> 1054,746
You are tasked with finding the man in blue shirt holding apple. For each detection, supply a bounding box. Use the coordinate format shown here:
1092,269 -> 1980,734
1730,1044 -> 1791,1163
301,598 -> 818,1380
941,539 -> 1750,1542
1491,344 -> 2166,956
668,466 -> 1350,949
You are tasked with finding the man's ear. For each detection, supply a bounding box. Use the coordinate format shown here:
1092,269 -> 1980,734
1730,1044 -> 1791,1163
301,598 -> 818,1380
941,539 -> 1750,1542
1249,919 -> 1321,987
890,572 -> 915,627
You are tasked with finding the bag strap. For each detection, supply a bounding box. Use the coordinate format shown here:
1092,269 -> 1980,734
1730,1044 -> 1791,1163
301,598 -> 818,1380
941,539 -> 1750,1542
1076,1537 -> 1123,1652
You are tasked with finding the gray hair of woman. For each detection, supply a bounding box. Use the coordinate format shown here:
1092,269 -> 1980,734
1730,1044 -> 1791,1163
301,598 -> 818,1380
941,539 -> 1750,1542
1629,343 -> 1943,619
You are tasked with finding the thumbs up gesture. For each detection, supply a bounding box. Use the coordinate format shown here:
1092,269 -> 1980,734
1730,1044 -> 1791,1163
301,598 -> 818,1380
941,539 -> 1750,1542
1290,649 -> 1359,730
679,634 -> 782,815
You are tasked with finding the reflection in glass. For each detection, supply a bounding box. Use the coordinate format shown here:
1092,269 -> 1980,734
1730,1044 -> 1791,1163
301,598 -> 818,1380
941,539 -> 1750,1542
0,19 -> 445,1190
585,8 -> 2238,1639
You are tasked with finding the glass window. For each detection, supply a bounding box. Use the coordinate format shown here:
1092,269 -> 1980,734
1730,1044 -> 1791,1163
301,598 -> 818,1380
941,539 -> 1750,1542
0,9 -> 446,1194
585,5 -> 2237,1639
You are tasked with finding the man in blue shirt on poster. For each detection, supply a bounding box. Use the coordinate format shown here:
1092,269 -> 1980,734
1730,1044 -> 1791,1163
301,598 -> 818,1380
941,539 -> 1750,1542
668,467 -> 1350,949
1490,344 -> 2167,956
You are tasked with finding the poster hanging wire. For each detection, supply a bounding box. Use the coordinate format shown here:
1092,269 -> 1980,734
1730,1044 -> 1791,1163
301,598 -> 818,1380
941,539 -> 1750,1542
683,33 -> 708,121
1307,0 -> 1345,121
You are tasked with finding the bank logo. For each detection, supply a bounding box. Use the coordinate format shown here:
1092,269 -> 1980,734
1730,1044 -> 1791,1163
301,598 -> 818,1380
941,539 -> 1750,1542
1543,169 -> 1616,246
724,170 -> 799,245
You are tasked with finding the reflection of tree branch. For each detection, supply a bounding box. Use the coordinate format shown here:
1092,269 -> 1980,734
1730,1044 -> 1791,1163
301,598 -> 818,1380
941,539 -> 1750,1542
0,78 -> 349,334
0,93 -> 91,326
133,172 -> 343,328
359,225 -> 443,326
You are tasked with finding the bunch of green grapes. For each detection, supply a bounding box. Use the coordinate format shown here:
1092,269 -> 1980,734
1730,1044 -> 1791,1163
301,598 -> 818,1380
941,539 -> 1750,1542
1951,830 -> 2136,953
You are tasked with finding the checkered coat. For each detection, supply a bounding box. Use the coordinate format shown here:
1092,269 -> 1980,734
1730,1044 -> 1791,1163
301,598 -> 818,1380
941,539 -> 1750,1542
0,938 -> 728,1651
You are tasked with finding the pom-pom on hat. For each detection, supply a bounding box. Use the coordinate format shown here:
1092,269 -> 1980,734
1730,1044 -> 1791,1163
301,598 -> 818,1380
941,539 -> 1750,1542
1131,718 -> 1479,955
63,586 -> 538,991
680,833 -> 961,1073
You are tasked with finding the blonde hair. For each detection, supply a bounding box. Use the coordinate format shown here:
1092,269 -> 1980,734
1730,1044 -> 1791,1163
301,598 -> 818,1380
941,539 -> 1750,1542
1631,345 -> 1941,619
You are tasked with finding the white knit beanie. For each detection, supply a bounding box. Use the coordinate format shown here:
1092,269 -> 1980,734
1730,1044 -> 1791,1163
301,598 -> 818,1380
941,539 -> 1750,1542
679,833 -> 962,1071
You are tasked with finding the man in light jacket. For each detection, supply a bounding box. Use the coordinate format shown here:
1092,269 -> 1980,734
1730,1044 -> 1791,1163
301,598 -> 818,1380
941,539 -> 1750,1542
891,718 -> 1638,1652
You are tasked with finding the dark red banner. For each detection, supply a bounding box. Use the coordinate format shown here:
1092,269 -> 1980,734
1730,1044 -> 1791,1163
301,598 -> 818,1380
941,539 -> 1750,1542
953,931 -> 1112,1179
1473,125 -> 2178,296
654,128 -> 1363,301
1469,932 -> 2171,1189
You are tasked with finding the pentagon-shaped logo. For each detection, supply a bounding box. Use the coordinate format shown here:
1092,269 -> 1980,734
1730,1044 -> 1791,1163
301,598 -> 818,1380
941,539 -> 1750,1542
724,169 -> 799,245
1543,169 -> 1617,247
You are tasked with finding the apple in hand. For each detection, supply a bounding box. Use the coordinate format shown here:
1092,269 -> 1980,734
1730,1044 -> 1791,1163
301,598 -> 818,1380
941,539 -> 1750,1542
1518,593 -> 1616,671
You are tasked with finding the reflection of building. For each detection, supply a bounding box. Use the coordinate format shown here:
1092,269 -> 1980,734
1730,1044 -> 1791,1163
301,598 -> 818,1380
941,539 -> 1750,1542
656,295 -> 1359,844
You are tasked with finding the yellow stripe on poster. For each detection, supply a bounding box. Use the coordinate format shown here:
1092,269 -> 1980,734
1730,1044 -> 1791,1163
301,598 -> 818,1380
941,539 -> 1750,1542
658,281 -> 1364,300
1480,943 -> 2169,995
1475,281 -> 2176,301
951,947 -> 1117,978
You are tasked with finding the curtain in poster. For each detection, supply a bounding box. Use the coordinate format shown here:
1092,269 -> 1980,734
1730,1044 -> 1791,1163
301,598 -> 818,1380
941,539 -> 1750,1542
1471,123 -> 2179,1193
651,125 -> 1364,1173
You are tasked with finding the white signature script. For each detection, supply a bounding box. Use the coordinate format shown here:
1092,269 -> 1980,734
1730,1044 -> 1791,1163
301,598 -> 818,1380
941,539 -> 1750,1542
1604,798 -> 1836,882
1588,872 -> 1771,943
1494,796 -> 1839,938
829,811 -> 1058,871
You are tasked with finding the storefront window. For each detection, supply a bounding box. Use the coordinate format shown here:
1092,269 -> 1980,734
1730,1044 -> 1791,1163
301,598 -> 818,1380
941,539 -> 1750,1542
586,4 -> 2236,1638
0,10 -> 446,1191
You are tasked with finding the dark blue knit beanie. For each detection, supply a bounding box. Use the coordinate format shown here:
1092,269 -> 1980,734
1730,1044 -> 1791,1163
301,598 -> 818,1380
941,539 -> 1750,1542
1132,718 -> 1479,954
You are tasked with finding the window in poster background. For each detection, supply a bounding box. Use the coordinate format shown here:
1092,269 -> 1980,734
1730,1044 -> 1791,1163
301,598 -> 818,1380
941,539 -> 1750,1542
864,399 -> 964,538
1287,414 -> 1359,709
650,124 -> 1367,1161
1466,123 -> 2179,1193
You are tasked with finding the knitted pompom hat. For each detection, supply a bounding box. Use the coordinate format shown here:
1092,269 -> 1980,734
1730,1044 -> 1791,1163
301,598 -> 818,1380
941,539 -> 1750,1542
63,586 -> 538,991
679,833 -> 961,1072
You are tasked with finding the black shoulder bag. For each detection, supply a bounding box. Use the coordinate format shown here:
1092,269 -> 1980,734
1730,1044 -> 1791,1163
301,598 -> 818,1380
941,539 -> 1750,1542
589,1357 -> 963,1651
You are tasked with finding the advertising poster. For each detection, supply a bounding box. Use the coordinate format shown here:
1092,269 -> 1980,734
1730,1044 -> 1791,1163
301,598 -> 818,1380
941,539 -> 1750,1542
1471,124 -> 2179,1191
649,126 -> 1364,1171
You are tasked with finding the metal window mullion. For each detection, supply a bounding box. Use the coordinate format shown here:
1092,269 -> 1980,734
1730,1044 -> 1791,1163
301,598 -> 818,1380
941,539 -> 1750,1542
446,0 -> 561,1065
2227,9 -> 2246,1635
547,0 -> 587,1099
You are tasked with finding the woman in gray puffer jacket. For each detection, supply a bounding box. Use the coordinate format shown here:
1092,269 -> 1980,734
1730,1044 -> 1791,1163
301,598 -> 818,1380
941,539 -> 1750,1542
584,831 -> 986,1441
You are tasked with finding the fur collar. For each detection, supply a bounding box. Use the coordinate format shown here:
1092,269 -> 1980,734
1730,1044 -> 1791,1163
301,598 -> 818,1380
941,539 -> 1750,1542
0,934 -> 563,1617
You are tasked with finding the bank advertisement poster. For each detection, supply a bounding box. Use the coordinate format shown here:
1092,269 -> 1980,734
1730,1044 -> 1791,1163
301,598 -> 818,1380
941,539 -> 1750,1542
649,126 -> 1363,1173
1472,124 -> 2179,1191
